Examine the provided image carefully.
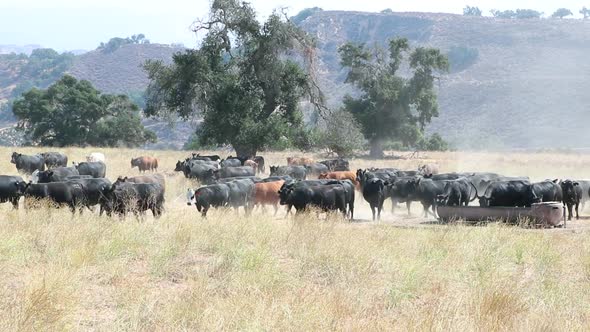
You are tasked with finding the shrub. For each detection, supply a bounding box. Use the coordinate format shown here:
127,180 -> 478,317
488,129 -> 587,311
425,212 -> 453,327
317,110 -> 366,157
417,133 -> 449,151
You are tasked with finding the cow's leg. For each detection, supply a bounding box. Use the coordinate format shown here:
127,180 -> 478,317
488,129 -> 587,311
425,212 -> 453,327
576,202 -> 580,220
10,197 -> 19,209
406,201 -> 411,216
377,198 -> 384,220
567,203 -> 573,220
273,204 -> 278,216
349,203 -> 354,220
370,203 -> 376,221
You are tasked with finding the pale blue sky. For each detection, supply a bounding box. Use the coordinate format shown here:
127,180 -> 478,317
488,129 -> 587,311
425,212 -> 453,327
0,0 -> 585,51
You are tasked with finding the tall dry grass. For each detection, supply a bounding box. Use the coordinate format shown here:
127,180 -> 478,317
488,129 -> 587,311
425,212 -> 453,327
0,147 -> 589,330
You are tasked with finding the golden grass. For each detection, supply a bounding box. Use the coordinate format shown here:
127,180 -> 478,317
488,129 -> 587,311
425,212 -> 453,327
0,147 -> 590,330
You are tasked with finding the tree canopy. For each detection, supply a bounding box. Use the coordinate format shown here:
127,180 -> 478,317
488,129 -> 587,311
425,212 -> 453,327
144,0 -> 324,157
12,75 -> 156,147
338,38 -> 449,157
551,8 -> 573,18
463,6 -> 482,16
97,34 -> 150,53
491,9 -> 543,19
581,7 -> 590,19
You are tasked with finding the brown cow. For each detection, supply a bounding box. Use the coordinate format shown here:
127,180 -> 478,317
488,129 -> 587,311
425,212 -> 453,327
131,156 -> 158,173
318,171 -> 359,186
244,160 -> 259,174
253,180 -> 285,215
287,157 -> 314,166
116,174 -> 166,190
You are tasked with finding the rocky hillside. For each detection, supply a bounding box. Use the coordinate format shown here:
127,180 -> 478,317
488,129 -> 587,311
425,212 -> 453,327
299,11 -> 590,149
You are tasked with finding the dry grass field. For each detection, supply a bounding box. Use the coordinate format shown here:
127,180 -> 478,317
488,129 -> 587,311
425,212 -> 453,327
1,147 -> 590,330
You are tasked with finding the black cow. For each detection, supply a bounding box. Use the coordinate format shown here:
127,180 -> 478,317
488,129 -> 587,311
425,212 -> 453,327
319,159 -> 350,171
187,184 -> 231,217
388,177 -> 417,216
357,171 -> 387,221
325,180 -> 355,219
269,166 -> 307,180
193,153 -> 221,161
561,180 -> 582,220
102,182 -> 164,218
224,179 -> 256,215
41,152 -> 68,169
406,178 -> 448,218
36,167 -> 79,183
436,178 -> 477,207
532,180 -> 563,202
24,182 -> 86,212
217,176 -> 260,183
220,158 -> 242,168
305,163 -> 329,178
68,177 -> 112,215
214,166 -> 256,179
278,183 -> 347,216
471,174 -> 530,197
0,175 -> 27,208
11,152 -> 45,174
74,161 -> 106,178
478,181 -> 539,208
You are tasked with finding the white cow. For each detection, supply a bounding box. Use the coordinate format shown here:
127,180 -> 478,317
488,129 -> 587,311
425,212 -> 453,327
86,152 -> 105,163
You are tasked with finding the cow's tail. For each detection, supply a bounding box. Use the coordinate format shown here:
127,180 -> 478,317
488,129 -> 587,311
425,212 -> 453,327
469,182 -> 479,202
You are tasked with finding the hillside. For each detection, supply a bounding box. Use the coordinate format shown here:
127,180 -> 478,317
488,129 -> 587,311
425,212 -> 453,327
67,43 -> 183,94
298,11 -> 590,149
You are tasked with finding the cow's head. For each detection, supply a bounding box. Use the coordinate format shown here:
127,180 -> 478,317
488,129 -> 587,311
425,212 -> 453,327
269,166 -> 278,176
526,185 -> 541,205
37,170 -> 53,183
318,173 -> 328,179
10,152 -> 20,164
130,158 -> 139,167
561,180 -> 579,201
186,188 -> 195,206
278,183 -> 295,205
174,161 -> 184,172
14,180 -> 27,195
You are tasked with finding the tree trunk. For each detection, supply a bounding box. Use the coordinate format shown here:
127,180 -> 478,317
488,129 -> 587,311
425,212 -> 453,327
369,139 -> 384,159
233,145 -> 257,159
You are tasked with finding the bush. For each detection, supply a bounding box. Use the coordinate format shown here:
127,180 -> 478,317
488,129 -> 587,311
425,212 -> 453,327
463,6 -> 482,16
417,133 -> 449,151
317,110 -> 366,157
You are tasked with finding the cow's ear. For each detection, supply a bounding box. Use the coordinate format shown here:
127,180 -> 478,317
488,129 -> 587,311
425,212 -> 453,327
553,179 -> 559,183
574,182 -> 580,186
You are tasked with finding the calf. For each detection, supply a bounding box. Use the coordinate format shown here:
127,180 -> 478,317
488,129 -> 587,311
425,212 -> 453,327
532,180 -> 562,202
131,156 -> 158,173
279,183 -> 347,216
244,160 -> 259,174
436,178 -> 477,207
406,178 -> 448,218
357,171 -> 387,220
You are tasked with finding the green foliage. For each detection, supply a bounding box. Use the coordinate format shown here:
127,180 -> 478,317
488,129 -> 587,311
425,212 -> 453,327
8,49 -> 75,98
291,7 -> 323,25
417,133 -> 449,151
381,9 -> 393,14
338,38 -> 449,157
551,8 -> 573,18
12,75 -> 156,147
317,110 -> 366,157
463,6 -> 482,16
491,9 -> 543,19
183,133 -> 216,150
98,34 -> 150,53
145,0 -> 323,157
447,46 -> 479,72
581,7 -> 590,19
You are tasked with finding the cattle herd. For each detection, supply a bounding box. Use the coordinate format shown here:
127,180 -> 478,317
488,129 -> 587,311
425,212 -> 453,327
2,151 -> 589,224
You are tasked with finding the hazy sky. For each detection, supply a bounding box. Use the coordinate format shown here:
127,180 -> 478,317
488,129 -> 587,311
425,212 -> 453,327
0,0 -> 586,51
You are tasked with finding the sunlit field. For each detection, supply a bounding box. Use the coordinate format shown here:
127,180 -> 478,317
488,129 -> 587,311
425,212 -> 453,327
1,147 -> 590,330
